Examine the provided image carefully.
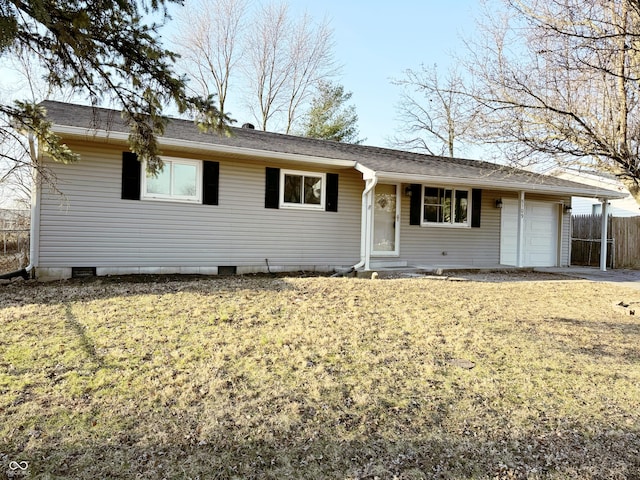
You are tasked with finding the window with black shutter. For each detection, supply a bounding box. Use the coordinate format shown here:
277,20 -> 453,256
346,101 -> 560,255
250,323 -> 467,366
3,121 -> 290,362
409,184 -> 481,228
122,153 -> 219,205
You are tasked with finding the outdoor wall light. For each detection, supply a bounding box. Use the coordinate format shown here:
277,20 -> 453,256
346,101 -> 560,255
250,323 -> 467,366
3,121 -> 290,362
564,205 -> 573,214
405,186 -> 413,197
495,198 -> 503,209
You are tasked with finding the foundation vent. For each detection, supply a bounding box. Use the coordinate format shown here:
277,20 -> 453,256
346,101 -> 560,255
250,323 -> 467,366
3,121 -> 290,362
71,267 -> 97,278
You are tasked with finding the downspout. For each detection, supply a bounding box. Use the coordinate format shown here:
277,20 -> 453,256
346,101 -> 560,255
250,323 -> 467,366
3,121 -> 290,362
26,133 -> 40,276
363,175 -> 378,271
351,171 -> 378,271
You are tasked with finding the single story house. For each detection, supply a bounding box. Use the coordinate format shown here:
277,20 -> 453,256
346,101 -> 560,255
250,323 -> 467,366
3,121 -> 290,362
30,101 -> 625,280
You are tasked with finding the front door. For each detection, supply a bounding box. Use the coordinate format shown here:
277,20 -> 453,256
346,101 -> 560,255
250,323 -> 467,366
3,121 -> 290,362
372,183 -> 399,256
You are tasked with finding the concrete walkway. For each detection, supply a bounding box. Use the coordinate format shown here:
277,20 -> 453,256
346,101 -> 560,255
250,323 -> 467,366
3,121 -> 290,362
536,267 -> 640,290
370,264 -> 640,290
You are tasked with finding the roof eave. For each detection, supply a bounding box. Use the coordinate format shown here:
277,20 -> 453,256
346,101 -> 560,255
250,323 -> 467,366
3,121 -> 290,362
50,125 -> 358,169
375,171 -> 627,200
49,124 -> 627,200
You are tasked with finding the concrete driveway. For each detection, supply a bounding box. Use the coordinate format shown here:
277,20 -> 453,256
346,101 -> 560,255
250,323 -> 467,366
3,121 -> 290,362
536,267 -> 640,291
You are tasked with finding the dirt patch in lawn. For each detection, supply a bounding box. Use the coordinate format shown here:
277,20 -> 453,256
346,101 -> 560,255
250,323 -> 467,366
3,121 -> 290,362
1,275 -> 639,479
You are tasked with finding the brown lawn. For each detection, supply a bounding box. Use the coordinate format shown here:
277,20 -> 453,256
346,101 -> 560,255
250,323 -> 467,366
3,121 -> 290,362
1,274 -> 639,479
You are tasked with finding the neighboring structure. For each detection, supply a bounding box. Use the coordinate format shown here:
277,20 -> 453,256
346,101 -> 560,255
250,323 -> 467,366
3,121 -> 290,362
0,208 -> 30,274
30,101 -> 625,280
550,168 -> 639,217
0,208 -> 29,231
0,208 -> 29,256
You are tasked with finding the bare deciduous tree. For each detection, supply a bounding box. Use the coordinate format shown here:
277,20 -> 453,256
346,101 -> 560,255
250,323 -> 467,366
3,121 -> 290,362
0,51 -> 71,207
173,0 -> 249,116
245,2 -> 292,131
174,1 -> 336,133
392,64 -> 480,157
282,12 -> 336,133
246,3 -> 336,132
465,0 -> 640,204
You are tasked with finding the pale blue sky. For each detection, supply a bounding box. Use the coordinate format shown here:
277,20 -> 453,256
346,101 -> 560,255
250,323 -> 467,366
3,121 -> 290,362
283,1 -> 481,147
1,1 -> 482,150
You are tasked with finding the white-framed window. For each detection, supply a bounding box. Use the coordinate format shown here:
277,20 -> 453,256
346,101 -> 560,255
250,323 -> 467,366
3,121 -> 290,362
142,157 -> 202,203
422,186 -> 470,226
280,169 -> 326,210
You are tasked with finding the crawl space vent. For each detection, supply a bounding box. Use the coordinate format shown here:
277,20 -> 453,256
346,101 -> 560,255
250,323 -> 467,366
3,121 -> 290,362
218,266 -> 237,276
72,267 -> 97,278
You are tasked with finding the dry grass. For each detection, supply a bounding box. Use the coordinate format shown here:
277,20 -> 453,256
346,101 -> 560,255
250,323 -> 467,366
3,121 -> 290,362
1,274 -> 640,479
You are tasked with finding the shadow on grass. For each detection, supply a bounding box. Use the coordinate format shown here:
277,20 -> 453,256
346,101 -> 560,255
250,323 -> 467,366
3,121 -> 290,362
551,316 -> 640,361
64,303 -> 104,369
554,316 -> 640,336
0,274 -> 300,309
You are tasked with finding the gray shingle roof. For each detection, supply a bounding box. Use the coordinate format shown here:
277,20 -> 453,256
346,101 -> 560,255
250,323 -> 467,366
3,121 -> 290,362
40,100 -> 624,199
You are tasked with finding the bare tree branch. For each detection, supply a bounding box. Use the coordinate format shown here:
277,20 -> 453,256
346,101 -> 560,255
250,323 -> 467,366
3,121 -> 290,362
392,64 -> 480,157
464,0 -> 640,203
173,0 -> 249,116
244,2 -> 337,132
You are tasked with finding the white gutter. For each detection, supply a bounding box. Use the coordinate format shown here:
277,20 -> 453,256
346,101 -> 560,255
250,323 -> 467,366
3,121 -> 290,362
50,125 -> 357,169
52,125 -> 625,199
351,164 -> 378,271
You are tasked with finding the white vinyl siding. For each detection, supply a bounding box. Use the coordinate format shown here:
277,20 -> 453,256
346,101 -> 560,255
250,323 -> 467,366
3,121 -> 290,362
397,189 -> 501,266
37,142 -> 361,272
36,142 -> 573,275
396,190 -> 570,267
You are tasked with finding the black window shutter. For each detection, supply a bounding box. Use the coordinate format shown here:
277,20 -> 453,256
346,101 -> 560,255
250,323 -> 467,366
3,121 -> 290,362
202,161 -> 220,205
265,167 -> 280,209
325,173 -> 339,212
121,152 -> 141,200
471,189 -> 482,228
409,184 -> 422,225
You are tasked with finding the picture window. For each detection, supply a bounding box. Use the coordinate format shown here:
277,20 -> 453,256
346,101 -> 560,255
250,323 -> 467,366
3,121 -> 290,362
422,186 -> 469,226
142,158 -> 202,203
280,170 -> 325,209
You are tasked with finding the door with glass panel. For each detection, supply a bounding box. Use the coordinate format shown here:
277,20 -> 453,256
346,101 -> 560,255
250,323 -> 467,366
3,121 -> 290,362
372,184 -> 399,255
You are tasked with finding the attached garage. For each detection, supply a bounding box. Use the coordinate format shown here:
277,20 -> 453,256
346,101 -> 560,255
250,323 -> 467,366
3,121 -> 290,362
500,199 -> 560,267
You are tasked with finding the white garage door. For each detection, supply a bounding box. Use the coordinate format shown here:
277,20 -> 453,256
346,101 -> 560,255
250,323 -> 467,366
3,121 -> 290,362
500,199 -> 559,267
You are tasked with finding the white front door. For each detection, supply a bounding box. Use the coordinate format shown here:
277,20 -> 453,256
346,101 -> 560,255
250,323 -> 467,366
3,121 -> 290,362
500,199 -> 519,266
500,199 -> 559,267
372,184 -> 399,256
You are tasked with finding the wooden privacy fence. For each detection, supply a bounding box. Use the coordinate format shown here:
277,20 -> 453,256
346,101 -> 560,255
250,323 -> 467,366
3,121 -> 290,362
571,214 -> 640,268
